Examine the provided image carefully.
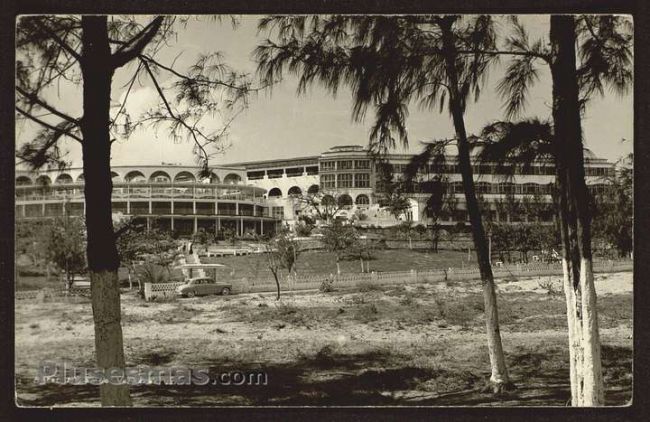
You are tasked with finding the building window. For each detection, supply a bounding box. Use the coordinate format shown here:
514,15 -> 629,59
523,183 -> 539,194
306,166 -> 319,175
354,173 -> 370,188
499,183 -> 515,194
354,160 -> 370,169
320,161 -> 336,171
320,174 -> 336,188
285,167 -> 304,177
392,164 -> 406,174
272,206 -> 284,219
452,182 -> 464,194
355,194 -> 370,206
476,182 -> 491,194
267,169 -> 283,179
247,171 -> 264,180
337,173 -> 353,188
337,160 -> 353,170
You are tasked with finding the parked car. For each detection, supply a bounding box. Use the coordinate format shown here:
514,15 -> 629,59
175,277 -> 232,297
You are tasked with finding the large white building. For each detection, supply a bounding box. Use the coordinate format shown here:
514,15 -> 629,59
15,144 -> 614,235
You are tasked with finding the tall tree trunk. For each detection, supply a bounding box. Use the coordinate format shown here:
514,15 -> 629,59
439,18 -> 511,391
550,15 -> 604,406
80,16 -> 131,406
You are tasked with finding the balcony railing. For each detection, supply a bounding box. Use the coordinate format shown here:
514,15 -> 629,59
15,182 -> 267,203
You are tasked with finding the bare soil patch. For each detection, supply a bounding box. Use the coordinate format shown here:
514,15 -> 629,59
15,271 -> 632,406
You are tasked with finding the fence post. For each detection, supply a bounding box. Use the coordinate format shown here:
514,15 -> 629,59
371,271 -> 377,282
144,282 -> 152,301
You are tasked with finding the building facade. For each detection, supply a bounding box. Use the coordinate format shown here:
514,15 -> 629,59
15,145 -> 614,234
15,165 -> 278,237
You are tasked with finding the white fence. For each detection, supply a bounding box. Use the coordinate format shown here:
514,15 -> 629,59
142,260 -> 631,299
15,287 -> 91,301
143,282 -> 185,301
18,260 -> 631,302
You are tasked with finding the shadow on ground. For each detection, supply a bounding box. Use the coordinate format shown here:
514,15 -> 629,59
16,344 -> 631,407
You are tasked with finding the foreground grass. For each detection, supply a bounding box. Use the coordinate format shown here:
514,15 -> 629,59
15,272 -> 632,406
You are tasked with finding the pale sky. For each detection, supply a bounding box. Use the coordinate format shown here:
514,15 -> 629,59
15,15 -> 633,169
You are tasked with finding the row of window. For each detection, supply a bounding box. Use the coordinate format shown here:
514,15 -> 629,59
16,172 -> 244,185
320,160 -> 371,171
320,173 -> 371,189
375,162 -> 612,177
441,182 -> 611,195
17,202 -> 272,218
246,166 -> 320,180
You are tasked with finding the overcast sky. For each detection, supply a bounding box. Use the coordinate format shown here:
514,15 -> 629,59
16,15 -> 633,169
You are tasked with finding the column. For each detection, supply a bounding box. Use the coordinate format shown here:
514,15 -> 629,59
260,218 -> 264,235
146,217 -> 151,232
193,217 -> 198,234
240,217 -> 244,236
127,201 -> 130,215
171,217 -> 174,231
148,201 -> 152,214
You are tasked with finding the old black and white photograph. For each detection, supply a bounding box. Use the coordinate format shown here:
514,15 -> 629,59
11,13 -> 634,408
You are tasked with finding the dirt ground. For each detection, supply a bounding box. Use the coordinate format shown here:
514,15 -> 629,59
15,271 -> 632,407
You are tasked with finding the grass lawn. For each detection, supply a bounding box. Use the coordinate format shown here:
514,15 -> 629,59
203,249 -> 474,281
15,271 -> 632,407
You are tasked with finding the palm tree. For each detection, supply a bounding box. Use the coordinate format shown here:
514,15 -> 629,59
256,15 -> 512,391
492,15 -> 632,406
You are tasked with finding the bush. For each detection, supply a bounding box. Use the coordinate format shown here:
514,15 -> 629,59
136,263 -> 168,284
538,278 -> 563,296
319,278 -> 335,293
295,223 -> 313,237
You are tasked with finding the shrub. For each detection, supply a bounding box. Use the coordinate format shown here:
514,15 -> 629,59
295,223 -> 313,237
319,278 -> 335,293
538,278 -> 563,296
136,262 -> 168,284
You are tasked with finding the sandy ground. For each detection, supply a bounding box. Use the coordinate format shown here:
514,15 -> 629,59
15,271 -> 632,407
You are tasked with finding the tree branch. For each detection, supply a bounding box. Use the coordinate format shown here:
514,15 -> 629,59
141,60 -> 210,162
16,106 -> 82,143
16,86 -> 80,126
457,49 -> 550,63
109,61 -> 143,129
111,17 -> 164,69
34,20 -> 81,62
140,54 -> 271,92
